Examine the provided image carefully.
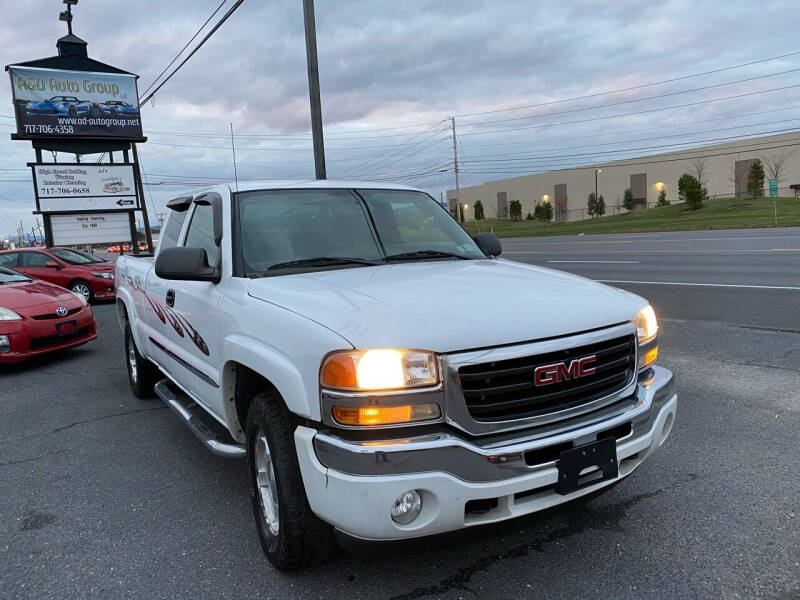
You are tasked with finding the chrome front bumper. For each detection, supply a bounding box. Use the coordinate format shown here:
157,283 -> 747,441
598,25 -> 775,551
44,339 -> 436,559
313,365 -> 675,483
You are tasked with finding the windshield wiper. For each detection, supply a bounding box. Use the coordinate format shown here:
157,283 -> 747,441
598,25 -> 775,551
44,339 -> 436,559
266,256 -> 384,272
385,250 -> 472,262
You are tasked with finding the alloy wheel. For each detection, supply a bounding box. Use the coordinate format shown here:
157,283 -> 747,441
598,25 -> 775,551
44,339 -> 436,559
254,431 -> 280,537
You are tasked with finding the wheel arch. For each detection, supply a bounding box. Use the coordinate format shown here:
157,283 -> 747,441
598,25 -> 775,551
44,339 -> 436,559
221,335 -> 319,444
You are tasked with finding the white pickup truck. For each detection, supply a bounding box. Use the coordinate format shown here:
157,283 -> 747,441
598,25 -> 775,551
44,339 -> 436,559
115,180 -> 676,570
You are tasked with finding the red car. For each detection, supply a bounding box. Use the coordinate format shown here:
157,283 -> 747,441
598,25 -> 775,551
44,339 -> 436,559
0,247 -> 115,303
0,266 -> 97,364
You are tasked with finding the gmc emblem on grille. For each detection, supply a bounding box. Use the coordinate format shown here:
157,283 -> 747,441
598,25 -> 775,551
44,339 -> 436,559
534,355 -> 597,386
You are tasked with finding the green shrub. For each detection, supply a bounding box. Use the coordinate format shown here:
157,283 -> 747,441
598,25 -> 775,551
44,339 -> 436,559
509,199 -> 522,221
587,192 -> 606,218
657,189 -> 669,206
622,188 -> 635,212
747,159 -> 765,198
533,201 -> 553,221
473,200 -> 485,220
678,173 -> 704,210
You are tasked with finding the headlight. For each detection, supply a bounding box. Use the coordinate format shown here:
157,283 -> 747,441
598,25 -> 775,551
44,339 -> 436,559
635,305 -> 658,370
0,307 -> 22,321
321,349 -> 439,391
72,292 -> 88,306
93,272 -> 114,279
635,305 -> 658,342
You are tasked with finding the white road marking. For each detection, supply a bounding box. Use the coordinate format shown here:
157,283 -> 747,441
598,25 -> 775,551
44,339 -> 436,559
597,280 -> 800,291
547,260 -> 639,264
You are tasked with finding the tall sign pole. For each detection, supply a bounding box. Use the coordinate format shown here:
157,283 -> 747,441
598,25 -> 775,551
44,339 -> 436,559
302,0 -> 326,180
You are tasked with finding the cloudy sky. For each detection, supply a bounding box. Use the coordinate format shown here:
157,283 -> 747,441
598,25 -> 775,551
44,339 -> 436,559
2,0 -> 799,239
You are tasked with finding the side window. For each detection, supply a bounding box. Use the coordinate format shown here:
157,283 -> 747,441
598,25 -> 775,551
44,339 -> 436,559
184,203 -> 219,266
158,209 -> 189,251
0,253 -> 19,267
22,252 -> 50,267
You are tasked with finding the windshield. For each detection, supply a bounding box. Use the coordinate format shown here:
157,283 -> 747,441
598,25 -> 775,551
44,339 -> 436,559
0,266 -> 31,283
50,248 -> 104,265
237,188 -> 483,275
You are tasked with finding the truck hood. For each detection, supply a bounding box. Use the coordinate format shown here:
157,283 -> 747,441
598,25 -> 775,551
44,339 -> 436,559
246,259 -> 647,353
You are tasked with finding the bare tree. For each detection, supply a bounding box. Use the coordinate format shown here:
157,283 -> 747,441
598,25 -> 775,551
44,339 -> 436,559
763,149 -> 795,185
688,157 -> 710,190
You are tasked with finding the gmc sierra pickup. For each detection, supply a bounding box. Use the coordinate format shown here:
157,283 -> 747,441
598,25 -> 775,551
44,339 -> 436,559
115,180 -> 676,570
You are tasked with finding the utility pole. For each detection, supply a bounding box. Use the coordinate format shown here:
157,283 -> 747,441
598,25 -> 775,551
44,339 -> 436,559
303,0 -> 326,180
450,117 -> 460,220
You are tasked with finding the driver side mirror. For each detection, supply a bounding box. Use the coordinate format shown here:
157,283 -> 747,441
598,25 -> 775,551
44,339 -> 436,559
473,232 -> 502,257
155,247 -> 220,283
45,261 -> 61,269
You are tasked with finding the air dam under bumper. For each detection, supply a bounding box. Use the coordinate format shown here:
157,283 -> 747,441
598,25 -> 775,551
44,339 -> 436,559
295,365 -> 676,541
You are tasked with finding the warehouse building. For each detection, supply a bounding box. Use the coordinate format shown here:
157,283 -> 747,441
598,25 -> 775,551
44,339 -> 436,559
446,132 -> 800,222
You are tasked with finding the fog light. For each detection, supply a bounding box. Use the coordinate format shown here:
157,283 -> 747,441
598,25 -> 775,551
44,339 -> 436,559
0,335 -> 10,353
391,490 -> 422,524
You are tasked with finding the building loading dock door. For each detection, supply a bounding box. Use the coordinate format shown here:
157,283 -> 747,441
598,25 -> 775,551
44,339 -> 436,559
497,191 -> 508,218
555,183 -> 567,222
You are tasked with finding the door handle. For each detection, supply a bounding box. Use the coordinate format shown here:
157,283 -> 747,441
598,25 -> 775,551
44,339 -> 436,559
166,289 -> 175,307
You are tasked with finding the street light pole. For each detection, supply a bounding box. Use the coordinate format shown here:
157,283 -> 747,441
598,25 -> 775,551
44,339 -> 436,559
595,168 -> 602,204
303,0 -> 326,180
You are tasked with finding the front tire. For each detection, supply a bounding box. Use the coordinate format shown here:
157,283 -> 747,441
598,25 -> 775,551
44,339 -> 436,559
246,391 -> 334,570
125,324 -> 159,398
69,280 -> 94,304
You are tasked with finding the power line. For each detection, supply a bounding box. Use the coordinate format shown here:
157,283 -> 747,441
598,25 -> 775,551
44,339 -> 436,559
139,0 -> 245,107
459,128 -> 800,168
459,104 -> 800,149
140,0 -> 230,99
336,120 -> 447,178
454,49 -> 800,118
458,67 -> 800,129
461,120 -> 800,161
459,82 -> 800,137
462,138 -> 800,176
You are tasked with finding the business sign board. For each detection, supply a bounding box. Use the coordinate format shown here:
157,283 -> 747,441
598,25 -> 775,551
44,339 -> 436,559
769,178 -> 779,197
8,65 -> 142,139
50,212 -> 131,246
32,164 -> 139,212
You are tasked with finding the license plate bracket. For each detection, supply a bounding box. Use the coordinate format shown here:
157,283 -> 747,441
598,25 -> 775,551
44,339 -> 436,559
555,437 -> 618,495
56,320 -> 77,336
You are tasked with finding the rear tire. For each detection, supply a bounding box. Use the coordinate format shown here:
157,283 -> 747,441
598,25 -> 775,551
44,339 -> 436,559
246,391 -> 335,570
125,324 -> 159,398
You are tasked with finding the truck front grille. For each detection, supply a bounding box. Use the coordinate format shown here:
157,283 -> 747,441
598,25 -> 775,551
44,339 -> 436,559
458,334 -> 635,422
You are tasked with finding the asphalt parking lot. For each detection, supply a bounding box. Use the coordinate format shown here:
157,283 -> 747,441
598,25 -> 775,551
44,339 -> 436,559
1,228 -> 798,599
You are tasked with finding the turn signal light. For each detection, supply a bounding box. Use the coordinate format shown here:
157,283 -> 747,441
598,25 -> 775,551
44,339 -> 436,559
331,403 -> 441,426
641,346 -> 658,369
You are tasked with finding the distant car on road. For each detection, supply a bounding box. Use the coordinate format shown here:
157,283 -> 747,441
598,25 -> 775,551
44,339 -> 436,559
0,247 -> 115,303
25,96 -> 93,117
97,100 -> 140,117
0,266 -> 96,364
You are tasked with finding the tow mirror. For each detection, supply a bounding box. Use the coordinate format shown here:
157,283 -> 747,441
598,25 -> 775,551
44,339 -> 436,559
473,232 -> 502,257
155,247 -> 220,283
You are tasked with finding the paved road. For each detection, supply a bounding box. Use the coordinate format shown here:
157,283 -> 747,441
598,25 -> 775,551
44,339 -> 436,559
502,227 -> 800,330
1,229 -> 799,599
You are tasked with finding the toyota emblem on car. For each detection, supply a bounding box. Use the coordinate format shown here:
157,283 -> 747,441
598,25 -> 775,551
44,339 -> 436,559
56,306 -> 68,317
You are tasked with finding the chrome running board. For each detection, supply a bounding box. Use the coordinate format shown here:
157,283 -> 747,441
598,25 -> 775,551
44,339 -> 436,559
154,379 -> 245,459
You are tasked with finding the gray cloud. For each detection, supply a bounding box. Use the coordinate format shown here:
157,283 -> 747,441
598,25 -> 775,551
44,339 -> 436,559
1,0 -> 799,238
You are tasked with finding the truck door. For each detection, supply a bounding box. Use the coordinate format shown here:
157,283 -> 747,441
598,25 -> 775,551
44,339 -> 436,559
158,194 -> 224,417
